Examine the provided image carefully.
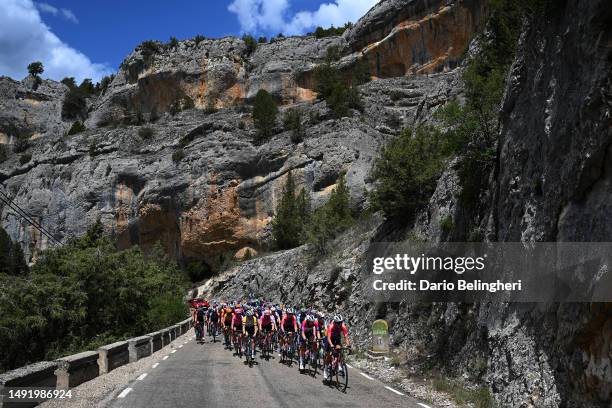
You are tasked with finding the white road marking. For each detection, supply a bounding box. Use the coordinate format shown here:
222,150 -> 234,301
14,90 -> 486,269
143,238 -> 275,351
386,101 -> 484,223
417,403 -> 432,408
346,364 -> 353,369
171,350 -> 177,354
162,356 -> 169,360
178,345 -> 183,348
152,363 -> 159,368
117,388 -> 132,398
137,373 -> 148,381
360,372 -> 374,380
385,386 -> 405,396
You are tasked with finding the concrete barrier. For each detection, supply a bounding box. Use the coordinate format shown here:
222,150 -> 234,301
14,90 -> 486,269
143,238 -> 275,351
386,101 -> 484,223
161,328 -> 170,346
147,331 -> 163,353
0,361 -> 57,408
180,319 -> 190,334
97,341 -> 129,374
54,351 -> 99,389
128,336 -> 152,363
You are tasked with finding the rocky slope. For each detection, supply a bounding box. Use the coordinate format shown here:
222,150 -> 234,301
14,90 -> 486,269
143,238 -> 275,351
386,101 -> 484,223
206,1 -> 612,407
0,0 -> 476,264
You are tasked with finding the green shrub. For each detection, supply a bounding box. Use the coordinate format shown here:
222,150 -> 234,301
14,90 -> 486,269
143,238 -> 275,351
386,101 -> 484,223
0,223 -> 187,372
138,126 -> 154,140
204,101 -> 217,114
242,34 -> 257,54
67,121 -> 86,135
169,95 -> 195,115
94,75 -> 115,95
252,89 -> 278,141
61,77 -> 77,88
193,35 -> 205,45
272,171 -> 310,249
140,40 -> 160,57
311,22 -> 353,38
440,215 -> 454,235
79,79 -> 95,96
283,108 -> 303,143
12,137 -> 29,153
62,86 -> 87,120
172,149 -> 185,162
257,36 -> 267,44
0,226 -> 28,276
168,36 -> 179,48
307,175 -> 353,254
370,126 -> 453,220
19,153 -> 31,164
238,121 -> 246,130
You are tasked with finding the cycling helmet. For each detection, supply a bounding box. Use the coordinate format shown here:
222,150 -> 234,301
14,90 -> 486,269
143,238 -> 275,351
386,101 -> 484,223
235,308 -> 243,314
287,308 -> 294,314
264,309 -> 271,316
246,309 -> 254,316
270,306 -> 276,312
306,314 -> 316,322
333,314 -> 343,323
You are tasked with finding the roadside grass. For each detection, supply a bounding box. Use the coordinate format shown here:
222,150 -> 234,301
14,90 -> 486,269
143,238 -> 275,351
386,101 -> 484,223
432,376 -> 496,408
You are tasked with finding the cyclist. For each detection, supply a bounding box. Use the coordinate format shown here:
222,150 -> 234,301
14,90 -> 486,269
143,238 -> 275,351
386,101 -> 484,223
231,307 -> 244,353
259,308 -> 277,353
195,305 -> 207,342
280,308 -> 298,358
299,314 -> 320,371
208,304 -> 220,337
324,315 -> 350,380
242,309 -> 258,359
221,305 -> 234,348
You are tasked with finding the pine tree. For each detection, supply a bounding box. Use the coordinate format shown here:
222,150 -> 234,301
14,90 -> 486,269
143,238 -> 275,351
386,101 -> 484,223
272,172 -> 310,249
252,89 -> 278,141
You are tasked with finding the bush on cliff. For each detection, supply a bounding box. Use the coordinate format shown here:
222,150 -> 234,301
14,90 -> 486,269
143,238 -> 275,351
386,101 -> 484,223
0,221 -> 188,373
0,226 -> 28,276
307,175 -> 353,254
252,89 -> 278,141
272,171 -> 310,249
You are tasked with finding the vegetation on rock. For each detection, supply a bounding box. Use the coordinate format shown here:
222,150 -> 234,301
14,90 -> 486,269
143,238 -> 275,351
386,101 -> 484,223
272,171 -> 310,250
252,89 -> 278,141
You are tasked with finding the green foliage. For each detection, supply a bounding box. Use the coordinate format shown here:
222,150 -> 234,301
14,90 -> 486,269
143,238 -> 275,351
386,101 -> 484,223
169,95 -> 194,115
0,144 -> 7,163
61,77 -> 77,88
12,137 -> 29,153
204,101 -> 217,114
95,75 -> 114,95
307,176 -> 353,254
168,36 -> 179,48
370,126 -> 452,219
242,34 -> 257,54
79,79 -> 95,96
311,22 -> 353,38
67,121 -> 86,135
0,224 -> 188,372
432,376 -> 496,408
272,172 -> 310,250
193,35 -> 205,45
19,153 -> 31,165
140,40 -> 161,57
0,226 -> 28,276
313,46 -> 363,118
238,121 -> 246,130
27,61 -> 44,76
283,108 -> 303,143
440,215 -> 454,235
62,85 -> 87,120
172,149 -> 185,163
252,89 -> 278,141
242,249 -> 252,261
257,36 -> 267,44
138,126 -> 154,140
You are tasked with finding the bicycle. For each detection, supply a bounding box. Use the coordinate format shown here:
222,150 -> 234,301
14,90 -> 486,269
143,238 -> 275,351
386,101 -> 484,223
243,333 -> 255,366
304,339 -> 319,377
282,332 -> 296,364
324,346 -> 349,392
223,326 -> 231,349
232,330 -> 242,358
210,320 -> 218,343
195,322 -> 204,342
260,330 -> 274,360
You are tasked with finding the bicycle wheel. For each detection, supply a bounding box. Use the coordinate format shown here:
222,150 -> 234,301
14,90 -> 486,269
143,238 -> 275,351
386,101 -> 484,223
212,325 -> 216,343
339,362 -> 348,392
310,347 -> 318,377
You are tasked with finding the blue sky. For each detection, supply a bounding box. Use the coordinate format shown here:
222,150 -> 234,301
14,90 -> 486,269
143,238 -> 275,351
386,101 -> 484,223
0,0 -> 379,83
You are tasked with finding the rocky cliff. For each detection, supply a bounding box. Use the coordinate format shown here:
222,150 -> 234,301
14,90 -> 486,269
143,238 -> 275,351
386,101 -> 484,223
0,0 -> 478,265
205,1 -> 612,407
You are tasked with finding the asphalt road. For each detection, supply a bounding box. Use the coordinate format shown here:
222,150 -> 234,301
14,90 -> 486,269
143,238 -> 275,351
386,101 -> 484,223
108,333 -> 432,408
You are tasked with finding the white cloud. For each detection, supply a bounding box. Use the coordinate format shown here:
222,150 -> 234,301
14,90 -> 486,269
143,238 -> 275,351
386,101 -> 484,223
228,0 -> 379,36
0,0 -> 110,82
36,2 -> 79,23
